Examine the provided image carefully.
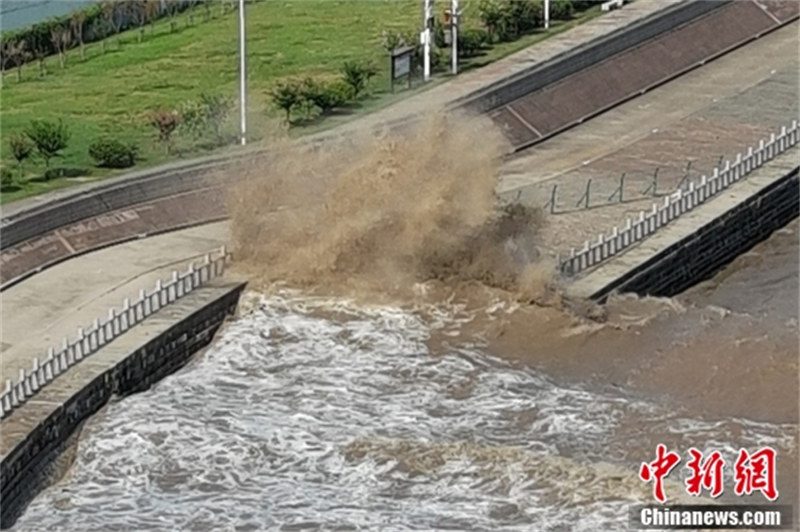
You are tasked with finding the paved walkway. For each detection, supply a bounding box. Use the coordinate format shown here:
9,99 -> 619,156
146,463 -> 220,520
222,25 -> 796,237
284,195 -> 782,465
564,145 -> 800,300
0,223 -> 228,384
1,280 -> 241,458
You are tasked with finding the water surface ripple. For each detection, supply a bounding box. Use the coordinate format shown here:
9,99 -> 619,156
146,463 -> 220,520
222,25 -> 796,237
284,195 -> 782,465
14,295 -> 794,531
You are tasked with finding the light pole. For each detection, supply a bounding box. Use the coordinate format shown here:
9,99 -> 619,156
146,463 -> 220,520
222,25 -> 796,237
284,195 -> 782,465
422,0 -> 433,81
544,0 -> 550,30
238,0 -> 247,146
451,0 -> 458,75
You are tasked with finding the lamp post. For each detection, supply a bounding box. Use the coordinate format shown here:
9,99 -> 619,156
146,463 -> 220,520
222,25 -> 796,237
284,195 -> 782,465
451,0 -> 458,75
422,0 -> 434,81
544,0 -> 550,30
238,0 -> 247,146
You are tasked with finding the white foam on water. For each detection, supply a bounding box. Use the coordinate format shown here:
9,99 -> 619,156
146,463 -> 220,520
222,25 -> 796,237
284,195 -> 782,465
13,294 -> 795,531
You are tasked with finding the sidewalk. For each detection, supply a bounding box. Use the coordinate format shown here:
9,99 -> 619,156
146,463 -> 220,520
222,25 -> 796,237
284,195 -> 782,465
2,0 -> 682,219
0,223 -> 228,384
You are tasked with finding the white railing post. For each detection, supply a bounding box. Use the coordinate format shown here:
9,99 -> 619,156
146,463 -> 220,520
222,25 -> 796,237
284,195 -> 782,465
20,368 -> 30,400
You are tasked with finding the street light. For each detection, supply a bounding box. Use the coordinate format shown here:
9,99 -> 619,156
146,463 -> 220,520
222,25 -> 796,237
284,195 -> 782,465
544,0 -> 550,30
238,0 -> 247,146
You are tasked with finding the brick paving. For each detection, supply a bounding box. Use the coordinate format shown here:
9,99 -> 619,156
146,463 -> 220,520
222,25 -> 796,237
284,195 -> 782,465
490,0 -> 789,148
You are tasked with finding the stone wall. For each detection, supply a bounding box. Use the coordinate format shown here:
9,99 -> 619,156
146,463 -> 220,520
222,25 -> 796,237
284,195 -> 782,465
590,168 -> 799,300
0,282 -> 246,529
454,0 -> 727,114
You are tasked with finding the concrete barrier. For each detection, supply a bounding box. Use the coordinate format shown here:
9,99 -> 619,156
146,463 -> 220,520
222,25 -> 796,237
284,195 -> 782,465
0,247 -> 231,420
590,167 -> 799,300
453,0 -> 727,114
559,121 -> 800,277
0,281 -> 246,529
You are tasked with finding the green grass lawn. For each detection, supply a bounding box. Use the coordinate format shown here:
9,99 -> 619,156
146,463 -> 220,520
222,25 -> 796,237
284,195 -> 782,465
0,1 -> 602,204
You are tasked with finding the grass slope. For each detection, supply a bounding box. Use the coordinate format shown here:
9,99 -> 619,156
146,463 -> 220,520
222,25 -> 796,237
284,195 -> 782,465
0,0 -> 601,204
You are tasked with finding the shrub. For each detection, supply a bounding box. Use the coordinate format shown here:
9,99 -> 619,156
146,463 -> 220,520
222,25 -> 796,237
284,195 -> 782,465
502,0 -> 542,39
477,0 -> 507,42
181,93 -> 233,144
380,29 -> 412,54
8,134 -> 33,179
149,109 -> 181,152
458,29 -> 489,58
551,0 -> 575,20
1,166 -> 15,188
269,79 -> 305,122
88,137 -> 138,168
24,119 -> 70,170
299,77 -> 349,116
43,167 -> 88,180
478,0 -> 542,42
341,61 -> 377,100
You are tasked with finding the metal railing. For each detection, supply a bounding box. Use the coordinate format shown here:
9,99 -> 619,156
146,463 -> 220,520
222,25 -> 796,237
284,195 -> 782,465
0,247 -> 231,420
559,120 -> 800,276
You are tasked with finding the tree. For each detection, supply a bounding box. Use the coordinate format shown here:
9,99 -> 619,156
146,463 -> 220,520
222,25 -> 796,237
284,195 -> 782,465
50,26 -> 72,69
128,0 -> 147,43
13,40 -> 30,81
24,119 -> 71,170
144,0 -> 161,35
149,109 -> 181,153
477,0 -> 506,42
269,80 -> 303,123
70,11 -> 87,60
9,135 -> 34,179
180,93 -> 232,144
100,1 -> 115,53
168,1 -> 180,33
1,40 -> 20,76
30,32 -> 49,77
110,1 -> 125,48
341,61 -> 377,100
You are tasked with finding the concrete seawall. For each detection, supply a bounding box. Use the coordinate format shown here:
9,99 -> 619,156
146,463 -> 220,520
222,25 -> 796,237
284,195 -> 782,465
0,281 -> 246,529
565,146 -> 800,301
600,168 -> 799,299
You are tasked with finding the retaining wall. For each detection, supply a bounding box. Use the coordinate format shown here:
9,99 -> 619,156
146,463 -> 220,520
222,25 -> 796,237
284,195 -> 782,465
590,168 -> 799,300
0,282 -> 246,529
457,0 -> 726,114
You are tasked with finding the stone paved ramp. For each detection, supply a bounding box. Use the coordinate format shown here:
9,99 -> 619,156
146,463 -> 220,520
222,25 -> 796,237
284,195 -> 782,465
491,0 -> 797,149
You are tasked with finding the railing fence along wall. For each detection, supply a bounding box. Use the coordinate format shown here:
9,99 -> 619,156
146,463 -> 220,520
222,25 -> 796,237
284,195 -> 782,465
559,120 -> 800,276
0,247 -> 231,420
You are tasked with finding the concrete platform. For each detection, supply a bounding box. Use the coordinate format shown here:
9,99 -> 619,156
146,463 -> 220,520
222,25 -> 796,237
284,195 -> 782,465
564,145 -> 800,300
0,280 -> 240,459
0,223 -> 229,384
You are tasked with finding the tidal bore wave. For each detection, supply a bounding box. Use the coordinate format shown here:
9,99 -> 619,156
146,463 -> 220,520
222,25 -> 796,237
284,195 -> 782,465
13,293 -> 794,531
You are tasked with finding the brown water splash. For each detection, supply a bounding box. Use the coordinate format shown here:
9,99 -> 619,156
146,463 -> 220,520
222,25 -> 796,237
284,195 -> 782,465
228,113 -> 549,299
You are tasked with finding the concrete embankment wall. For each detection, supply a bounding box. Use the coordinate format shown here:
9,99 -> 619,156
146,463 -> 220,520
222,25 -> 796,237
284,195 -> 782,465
592,169 -> 799,300
458,0 -> 726,115
0,282 -> 246,529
